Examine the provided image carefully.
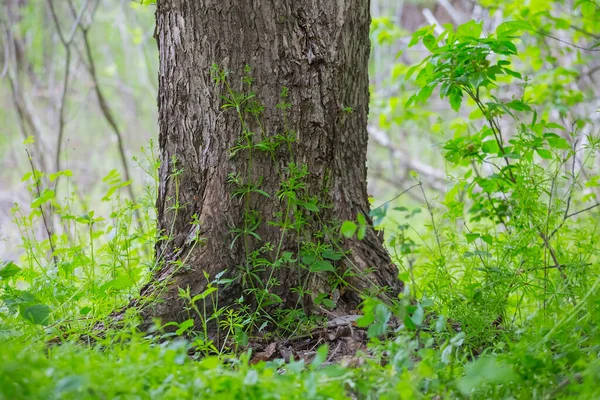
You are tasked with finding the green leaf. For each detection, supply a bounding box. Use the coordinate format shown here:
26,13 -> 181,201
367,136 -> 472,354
357,225 -> 366,241
23,136 -> 36,144
340,221 -> 357,238
482,140 -> 500,154
404,57 -> 430,81
544,122 -> 566,131
449,90 -> 463,112
31,189 -> 55,208
310,260 -> 335,273
20,304 -> 51,325
301,253 -> 317,265
470,71 -> 487,88
367,304 -> 391,337
544,133 -> 571,150
192,287 -> 217,303
356,213 -> 367,226
481,234 -> 494,245
435,315 -> 446,333
581,0 -> 596,18
496,20 -> 531,37
322,249 -> 343,261
536,149 -> 553,159
457,356 -> 519,395
506,100 -> 531,111
502,68 -> 522,79
176,319 -> 195,335
299,201 -> 319,212
311,344 -> 329,367
456,20 -> 482,39
411,305 -> 425,326
416,85 -> 435,104
79,306 -> 92,315
99,276 -> 134,293
408,26 -> 434,47
0,261 -> 21,279
466,233 -> 480,243
422,35 -> 437,51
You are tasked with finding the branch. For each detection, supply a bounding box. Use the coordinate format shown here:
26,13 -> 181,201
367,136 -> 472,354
565,202 -> 600,219
534,29 -> 600,52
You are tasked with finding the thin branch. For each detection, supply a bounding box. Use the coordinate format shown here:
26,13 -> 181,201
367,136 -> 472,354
47,0 -> 89,46
373,183 -> 421,210
534,29 -> 600,52
570,24 -> 600,40
565,202 -> 600,219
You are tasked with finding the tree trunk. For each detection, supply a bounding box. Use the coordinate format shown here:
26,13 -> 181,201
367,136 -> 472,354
144,0 -> 401,331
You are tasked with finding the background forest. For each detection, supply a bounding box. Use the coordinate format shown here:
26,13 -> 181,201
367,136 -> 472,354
1,0 -> 599,399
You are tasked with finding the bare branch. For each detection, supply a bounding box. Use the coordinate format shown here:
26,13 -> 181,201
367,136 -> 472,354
565,203 -> 600,219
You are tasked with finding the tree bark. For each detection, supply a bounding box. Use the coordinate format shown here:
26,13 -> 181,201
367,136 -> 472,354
145,0 -> 401,330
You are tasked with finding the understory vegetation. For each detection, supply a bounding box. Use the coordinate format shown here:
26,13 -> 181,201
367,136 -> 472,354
1,1 -> 599,399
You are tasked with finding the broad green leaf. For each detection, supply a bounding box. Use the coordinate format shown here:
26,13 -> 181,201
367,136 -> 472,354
411,305 -> 425,326
544,133 -> 571,150
466,233 -> 480,243
422,35 -> 437,51
482,140 -> 500,154
340,221 -> 357,238
299,201 -> 319,212
544,122 -> 566,130
20,304 -> 51,325
457,356 -> 519,395
506,100 -> 531,111
449,90 -> 463,112
310,260 -> 335,273
581,0 -> 596,18
176,319 -> 195,335
322,249 -> 343,260
536,149 -> 553,159
31,189 -> 55,208
435,315 -> 446,333
481,234 -> 494,245
0,261 -> 21,278
456,20 -> 482,39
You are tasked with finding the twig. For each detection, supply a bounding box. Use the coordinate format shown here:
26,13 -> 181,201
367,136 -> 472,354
373,183 -> 420,210
570,24 -> 600,40
565,202 -> 600,219
534,29 -> 600,52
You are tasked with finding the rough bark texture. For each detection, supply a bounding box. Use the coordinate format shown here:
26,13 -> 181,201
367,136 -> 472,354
145,0 -> 401,328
